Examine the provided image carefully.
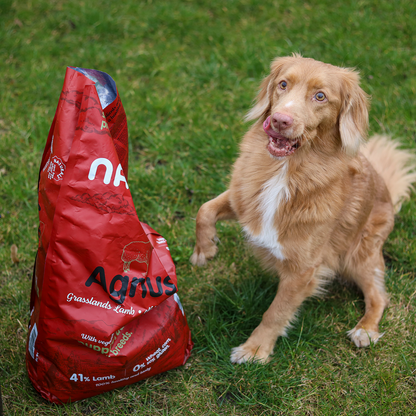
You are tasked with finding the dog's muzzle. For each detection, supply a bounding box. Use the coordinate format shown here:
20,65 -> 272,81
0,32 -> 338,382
263,116 -> 300,158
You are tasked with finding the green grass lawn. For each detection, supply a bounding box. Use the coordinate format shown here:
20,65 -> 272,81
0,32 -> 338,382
1,0 -> 416,414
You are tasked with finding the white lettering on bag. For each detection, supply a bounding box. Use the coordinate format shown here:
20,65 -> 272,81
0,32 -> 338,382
88,158 -> 129,189
88,158 -> 113,184
113,163 -> 128,188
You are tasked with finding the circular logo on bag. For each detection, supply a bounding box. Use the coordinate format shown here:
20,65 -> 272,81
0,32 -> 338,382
47,156 -> 66,181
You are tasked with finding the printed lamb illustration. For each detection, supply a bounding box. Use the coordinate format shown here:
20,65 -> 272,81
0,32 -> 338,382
121,241 -> 151,274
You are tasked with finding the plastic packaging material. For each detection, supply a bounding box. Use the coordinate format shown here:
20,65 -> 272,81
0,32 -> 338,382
26,67 -> 193,404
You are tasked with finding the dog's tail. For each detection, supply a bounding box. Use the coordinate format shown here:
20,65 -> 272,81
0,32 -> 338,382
361,135 -> 416,213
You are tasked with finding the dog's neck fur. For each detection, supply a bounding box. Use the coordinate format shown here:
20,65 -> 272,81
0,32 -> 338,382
243,161 -> 290,260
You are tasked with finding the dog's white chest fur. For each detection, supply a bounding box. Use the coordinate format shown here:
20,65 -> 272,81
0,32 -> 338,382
243,163 -> 290,260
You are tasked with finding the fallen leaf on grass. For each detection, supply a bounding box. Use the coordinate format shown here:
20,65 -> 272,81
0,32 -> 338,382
11,244 -> 19,264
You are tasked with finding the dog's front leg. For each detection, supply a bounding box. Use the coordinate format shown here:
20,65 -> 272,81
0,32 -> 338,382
190,190 -> 236,266
231,266 -> 321,364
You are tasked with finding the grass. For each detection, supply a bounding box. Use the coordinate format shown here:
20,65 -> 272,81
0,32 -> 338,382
1,0 -> 416,414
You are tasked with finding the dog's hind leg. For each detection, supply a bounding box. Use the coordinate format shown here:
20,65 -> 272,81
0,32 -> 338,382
345,251 -> 390,347
190,190 -> 236,266
344,200 -> 393,347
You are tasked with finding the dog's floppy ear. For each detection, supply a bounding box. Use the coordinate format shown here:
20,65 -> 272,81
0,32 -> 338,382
244,73 -> 274,122
245,58 -> 287,122
338,69 -> 370,156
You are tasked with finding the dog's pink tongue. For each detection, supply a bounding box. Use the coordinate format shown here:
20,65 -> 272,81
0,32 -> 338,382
263,116 -> 271,133
263,116 -> 282,139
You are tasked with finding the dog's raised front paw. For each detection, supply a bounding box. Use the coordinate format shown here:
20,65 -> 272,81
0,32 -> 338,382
230,343 -> 272,364
347,327 -> 384,347
189,240 -> 219,267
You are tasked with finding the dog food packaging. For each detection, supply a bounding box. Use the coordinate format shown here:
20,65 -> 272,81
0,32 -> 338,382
26,67 -> 193,404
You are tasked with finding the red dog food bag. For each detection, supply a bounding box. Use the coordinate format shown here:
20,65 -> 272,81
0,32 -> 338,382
26,67 -> 193,404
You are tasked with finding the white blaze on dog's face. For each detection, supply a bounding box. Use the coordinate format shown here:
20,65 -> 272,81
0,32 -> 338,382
246,55 -> 369,158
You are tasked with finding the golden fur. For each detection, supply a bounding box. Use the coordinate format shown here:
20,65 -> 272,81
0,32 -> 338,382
190,55 -> 416,363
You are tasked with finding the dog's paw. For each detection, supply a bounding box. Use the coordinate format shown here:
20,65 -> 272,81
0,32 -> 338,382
190,251 -> 208,266
230,343 -> 272,364
189,240 -> 219,267
347,327 -> 384,347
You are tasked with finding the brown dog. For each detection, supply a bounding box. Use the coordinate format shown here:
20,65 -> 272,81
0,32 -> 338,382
190,55 -> 416,363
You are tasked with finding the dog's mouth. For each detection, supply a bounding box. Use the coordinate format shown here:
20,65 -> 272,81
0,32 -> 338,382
263,116 -> 301,158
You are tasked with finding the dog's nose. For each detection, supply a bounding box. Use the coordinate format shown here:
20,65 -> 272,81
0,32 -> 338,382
272,112 -> 293,131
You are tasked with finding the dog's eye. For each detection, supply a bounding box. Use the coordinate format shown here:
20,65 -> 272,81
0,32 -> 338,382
279,81 -> 287,90
315,92 -> 326,101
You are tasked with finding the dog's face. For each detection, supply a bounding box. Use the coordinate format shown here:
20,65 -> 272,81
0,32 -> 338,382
246,55 -> 369,158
